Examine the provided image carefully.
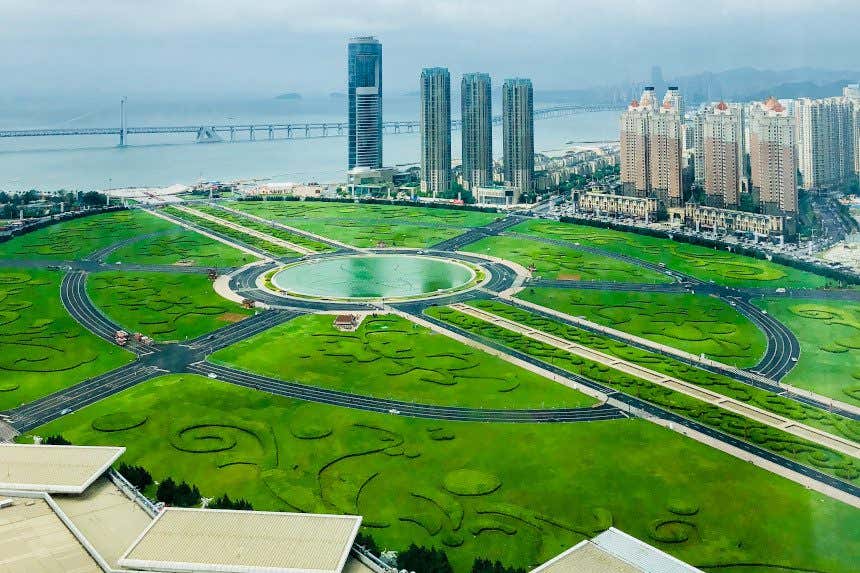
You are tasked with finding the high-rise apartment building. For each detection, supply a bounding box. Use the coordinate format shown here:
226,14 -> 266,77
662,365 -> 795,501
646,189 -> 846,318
749,97 -> 797,215
619,87 -> 682,207
795,97 -> 855,191
702,102 -> 744,208
502,78 -> 534,203
461,73 -> 493,190
419,67 -> 451,196
348,36 -> 383,170
842,84 -> 859,176
663,86 -> 684,120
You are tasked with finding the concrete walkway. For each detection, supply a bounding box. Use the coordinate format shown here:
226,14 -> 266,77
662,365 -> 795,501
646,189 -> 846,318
172,205 -> 314,255
502,293 -> 860,418
450,302 -> 860,459
144,208 -> 269,261
216,204 -> 364,253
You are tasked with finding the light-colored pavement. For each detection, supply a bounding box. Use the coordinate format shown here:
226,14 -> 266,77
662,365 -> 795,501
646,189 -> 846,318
503,293 -> 860,417
217,204 -> 364,253
451,303 -> 860,459
144,207 -> 270,261
173,204 -> 314,255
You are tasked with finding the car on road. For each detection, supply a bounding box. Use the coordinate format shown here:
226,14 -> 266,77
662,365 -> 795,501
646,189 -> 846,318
387,408 -> 400,415
59,408 -> 72,415
207,373 -> 218,379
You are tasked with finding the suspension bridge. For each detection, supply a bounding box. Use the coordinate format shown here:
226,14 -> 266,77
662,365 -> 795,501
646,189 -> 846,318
0,103 -> 622,146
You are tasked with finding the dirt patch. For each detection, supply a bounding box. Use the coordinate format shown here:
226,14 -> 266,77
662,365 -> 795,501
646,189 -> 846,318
218,312 -> 247,323
173,259 -> 195,266
557,273 -> 582,281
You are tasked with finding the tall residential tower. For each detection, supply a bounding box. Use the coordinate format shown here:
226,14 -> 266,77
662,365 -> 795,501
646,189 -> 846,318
795,96 -> 855,191
419,67 -> 452,196
502,78 -> 534,203
749,97 -> 797,215
702,102 -> 744,208
348,36 -> 383,170
461,73 -> 493,190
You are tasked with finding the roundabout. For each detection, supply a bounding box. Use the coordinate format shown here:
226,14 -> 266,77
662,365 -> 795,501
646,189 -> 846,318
264,253 -> 484,302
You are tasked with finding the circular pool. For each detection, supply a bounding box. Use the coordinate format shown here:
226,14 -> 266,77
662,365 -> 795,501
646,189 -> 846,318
269,255 -> 478,300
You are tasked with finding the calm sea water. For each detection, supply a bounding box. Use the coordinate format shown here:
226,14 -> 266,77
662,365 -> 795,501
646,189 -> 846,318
0,96 -> 618,191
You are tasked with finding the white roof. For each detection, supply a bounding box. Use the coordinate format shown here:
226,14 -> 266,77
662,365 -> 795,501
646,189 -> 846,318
0,444 -> 124,494
119,507 -> 362,573
533,527 -> 703,573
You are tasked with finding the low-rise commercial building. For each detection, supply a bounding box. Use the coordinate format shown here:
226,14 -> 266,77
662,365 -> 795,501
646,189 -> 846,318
578,191 -> 658,220
675,204 -> 787,238
474,185 -> 517,206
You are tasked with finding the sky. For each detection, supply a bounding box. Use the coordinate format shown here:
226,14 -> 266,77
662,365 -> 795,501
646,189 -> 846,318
1,0 -> 858,100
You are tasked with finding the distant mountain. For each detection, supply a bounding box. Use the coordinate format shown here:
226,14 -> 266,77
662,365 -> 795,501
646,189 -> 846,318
275,92 -> 302,100
538,67 -> 860,105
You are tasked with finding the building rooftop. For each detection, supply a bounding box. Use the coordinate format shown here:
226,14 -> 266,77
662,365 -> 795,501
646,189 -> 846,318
119,507 -> 362,573
533,528 -> 704,573
0,444 -> 124,494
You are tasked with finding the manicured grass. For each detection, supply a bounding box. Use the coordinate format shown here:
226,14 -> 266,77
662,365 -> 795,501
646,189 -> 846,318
27,374 -> 860,572
232,200 -> 501,228
190,205 -> 335,252
0,210 -> 176,261
105,228 -> 256,267
465,299 -> 860,442
162,206 -> 302,258
87,270 -> 253,342
0,269 -> 133,409
210,313 -> 593,409
517,288 -> 766,367
754,297 -> 860,406
426,305 -> 859,484
230,201 -> 498,248
513,219 -> 832,289
462,235 -> 671,283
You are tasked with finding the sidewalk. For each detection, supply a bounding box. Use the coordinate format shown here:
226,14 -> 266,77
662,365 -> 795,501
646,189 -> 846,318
451,302 -> 860,459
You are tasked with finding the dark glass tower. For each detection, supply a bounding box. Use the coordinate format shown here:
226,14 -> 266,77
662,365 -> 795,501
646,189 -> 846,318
461,73 -> 493,190
348,36 -> 383,170
420,67 -> 451,196
502,78 -> 534,202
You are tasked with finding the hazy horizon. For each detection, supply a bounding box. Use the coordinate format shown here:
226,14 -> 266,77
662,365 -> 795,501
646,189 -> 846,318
1,0 -> 858,102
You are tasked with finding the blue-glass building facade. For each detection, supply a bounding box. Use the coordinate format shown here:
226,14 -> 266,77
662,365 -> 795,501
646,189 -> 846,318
348,37 -> 383,170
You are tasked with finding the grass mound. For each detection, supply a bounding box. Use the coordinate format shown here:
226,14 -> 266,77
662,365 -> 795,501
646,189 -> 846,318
443,469 -> 502,496
91,412 -> 148,432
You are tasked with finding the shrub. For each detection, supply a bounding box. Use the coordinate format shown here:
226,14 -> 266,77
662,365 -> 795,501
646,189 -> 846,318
354,532 -> 380,553
471,558 -> 526,573
156,477 -> 201,507
43,434 -> 71,445
397,544 -> 453,573
118,463 -> 153,490
209,493 -> 253,510
443,469 -> 501,496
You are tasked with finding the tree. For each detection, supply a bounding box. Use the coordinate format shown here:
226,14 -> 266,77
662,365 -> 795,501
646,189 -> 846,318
118,463 -> 153,490
43,435 -> 71,445
397,544 -> 453,573
471,558 -> 526,573
208,494 -> 253,510
354,532 -> 380,553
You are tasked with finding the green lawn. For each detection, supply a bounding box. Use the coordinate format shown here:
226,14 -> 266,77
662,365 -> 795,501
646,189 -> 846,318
0,268 -> 132,409
26,374 -> 860,573
190,205 -> 335,252
426,305 -> 859,485
517,288 -> 766,367
231,200 -> 501,228
754,297 -> 860,406
463,299 -> 859,442
229,201 -> 498,248
105,228 -> 256,267
0,210 -> 176,261
513,219 -> 832,289
87,271 -> 253,342
162,206 -> 302,258
210,313 -> 593,409
462,235 -> 671,283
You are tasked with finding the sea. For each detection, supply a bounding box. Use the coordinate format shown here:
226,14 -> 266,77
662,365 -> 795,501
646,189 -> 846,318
0,96 -> 619,192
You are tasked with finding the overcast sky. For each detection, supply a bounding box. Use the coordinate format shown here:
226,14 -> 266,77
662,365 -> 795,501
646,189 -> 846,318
2,0 -> 858,100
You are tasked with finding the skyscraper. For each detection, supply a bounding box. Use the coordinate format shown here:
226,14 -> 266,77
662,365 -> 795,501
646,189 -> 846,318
663,86 -> 684,120
419,67 -> 451,197
502,78 -> 534,203
795,97 -> 855,191
845,84 -> 860,176
461,73 -> 493,190
348,36 -> 382,170
749,97 -> 797,215
619,87 -> 682,207
702,102 -> 743,208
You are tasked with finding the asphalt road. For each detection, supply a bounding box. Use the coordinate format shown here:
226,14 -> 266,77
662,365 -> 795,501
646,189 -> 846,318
409,307 -> 860,498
